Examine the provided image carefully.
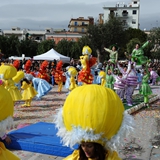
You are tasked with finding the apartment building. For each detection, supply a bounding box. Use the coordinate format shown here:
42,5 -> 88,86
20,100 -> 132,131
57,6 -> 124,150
68,16 -> 94,33
103,0 -> 140,29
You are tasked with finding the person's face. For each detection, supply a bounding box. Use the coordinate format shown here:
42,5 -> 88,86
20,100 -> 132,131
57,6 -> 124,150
81,142 -> 95,158
135,44 -> 139,49
108,70 -> 111,74
123,67 -> 127,72
112,46 -> 116,51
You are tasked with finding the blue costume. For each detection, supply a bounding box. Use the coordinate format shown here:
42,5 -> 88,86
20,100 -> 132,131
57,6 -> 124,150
25,74 -> 52,100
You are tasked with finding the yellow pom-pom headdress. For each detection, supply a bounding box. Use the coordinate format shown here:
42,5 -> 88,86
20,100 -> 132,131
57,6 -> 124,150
82,46 -> 92,55
0,80 -> 14,138
54,85 -> 134,152
0,64 -> 17,79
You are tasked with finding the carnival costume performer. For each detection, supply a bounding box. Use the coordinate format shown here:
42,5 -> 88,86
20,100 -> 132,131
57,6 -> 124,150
78,46 -> 97,85
0,63 -> 22,104
139,66 -> 152,107
37,60 -> 50,82
24,60 -> 34,75
13,60 -> 20,71
21,78 -> 37,107
125,61 -> 138,107
54,85 -> 135,160
98,71 -> 106,87
104,45 -> 118,69
131,41 -> 150,65
105,64 -> 115,90
25,73 -> 52,100
13,71 -> 25,90
54,60 -> 64,92
0,79 -> 20,160
68,66 -> 78,91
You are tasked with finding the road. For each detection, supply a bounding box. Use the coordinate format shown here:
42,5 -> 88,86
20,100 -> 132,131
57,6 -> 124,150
10,85 -> 160,160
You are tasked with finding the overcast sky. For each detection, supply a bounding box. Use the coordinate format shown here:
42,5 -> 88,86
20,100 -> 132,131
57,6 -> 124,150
0,0 -> 159,31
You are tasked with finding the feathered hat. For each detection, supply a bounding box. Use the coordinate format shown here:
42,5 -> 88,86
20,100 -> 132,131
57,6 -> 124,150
56,60 -> 63,71
54,85 -> 135,152
24,60 -> 32,72
40,60 -> 48,71
13,60 -> 20,71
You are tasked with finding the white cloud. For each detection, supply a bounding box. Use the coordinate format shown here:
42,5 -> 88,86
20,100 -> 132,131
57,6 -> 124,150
0,0 -> 159,30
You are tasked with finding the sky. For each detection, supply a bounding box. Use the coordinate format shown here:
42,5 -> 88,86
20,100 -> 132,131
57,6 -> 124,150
0,0 -> 159,31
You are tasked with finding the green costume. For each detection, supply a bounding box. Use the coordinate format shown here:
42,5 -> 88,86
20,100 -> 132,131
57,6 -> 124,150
131,41 -> 149,65
104,47 -> 118,64
105,65 -> 115,90
139,66 -> 152,104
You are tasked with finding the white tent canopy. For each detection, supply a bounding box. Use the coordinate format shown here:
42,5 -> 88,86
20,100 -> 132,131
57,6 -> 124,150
33,48 -> 70,63
9,56 -> 31,60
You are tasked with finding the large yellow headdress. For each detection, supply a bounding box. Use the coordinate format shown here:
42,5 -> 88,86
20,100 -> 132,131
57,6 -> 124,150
0,64 -> 17,79
55,84 -> 134,152
0,80 -> 14,138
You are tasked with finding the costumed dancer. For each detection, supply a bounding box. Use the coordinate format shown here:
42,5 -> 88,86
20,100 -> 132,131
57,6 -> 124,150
131,41 -> 150,65
78,46 -> 97,85
13,60 -> 20,71
139,65 -> 152,107
112,72 -> 128,102
64,66 -> 71,94
105,64 -> 115,90
0,79 -> 20,160
37,60 -> 50,82
21,78 -> 37,107
54,84 -> 135,160
98,70 -> 106,87
25,73 -> 52,100
150,67 -> 159,85
12,71 -> 25,90
54,60 -> 64,92
104,44 -> 118,70
24,60 -> 34,76
125,61 -> 138,107
68,66 -> 78,92
0,63 -> 22,104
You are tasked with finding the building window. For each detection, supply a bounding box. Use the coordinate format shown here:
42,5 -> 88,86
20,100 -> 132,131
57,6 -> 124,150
133,10 -> 137,14
132,19 -> 136,24
134,1 -> 137,4
82,28 -> 84,32
74,22 -> 77,26
82,22 -> 85,26
74,28 -> 77,32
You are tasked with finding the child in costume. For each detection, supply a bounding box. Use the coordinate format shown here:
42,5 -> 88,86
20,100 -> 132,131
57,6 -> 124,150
0,79 -> 20,160
0,63 -> 22,104
54,60 -> 64,92
54,85 -> 135,160
68,66 -> 78,92
13,71 -> 25,90
131,41 -> 150,65
98,70 -> 106,87
139,66 -> 152,107
150,67 -> 159,85
78,46 -> 97,85
105,64 -> 115,90
21,78 -> 37,107
37,60 -> 50,82
25,73 -> 52,100
104,45 -> 118,70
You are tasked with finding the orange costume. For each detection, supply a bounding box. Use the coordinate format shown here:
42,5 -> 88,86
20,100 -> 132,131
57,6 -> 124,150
37,60 -> 50,82
24,60 -> 35,76
54,60 -> 64,92
78,46 -> 97,84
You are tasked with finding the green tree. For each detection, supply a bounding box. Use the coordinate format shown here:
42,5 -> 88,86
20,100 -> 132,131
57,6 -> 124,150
37,39 -> 55,55
86,17 -> 124,62
148,27 -> 160,60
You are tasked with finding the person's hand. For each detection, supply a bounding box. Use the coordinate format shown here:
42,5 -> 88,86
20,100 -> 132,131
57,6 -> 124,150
5,136 -> 11,145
